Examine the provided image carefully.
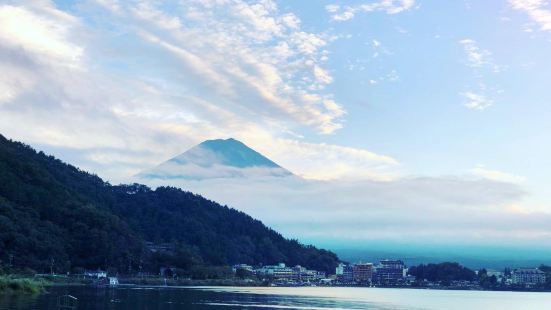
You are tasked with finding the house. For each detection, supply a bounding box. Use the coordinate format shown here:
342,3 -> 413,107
84,270 -> 107,278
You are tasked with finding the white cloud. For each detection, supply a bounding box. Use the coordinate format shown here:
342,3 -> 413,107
461,91 -> 493,110
137,175 -> 548,245
458,40 -> 504,110
0,5 -> 83,67
510,0 -> 551,32
249,138 -> 398,181
471,166 -> 526,184
327,0 -> 416,22
128,0 -> 343,134
0,0 -> 371,184
325,4 -> 340,13
459,39 -> 493,68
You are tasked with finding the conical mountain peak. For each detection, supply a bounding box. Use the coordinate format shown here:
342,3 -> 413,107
138,138 -> 293,180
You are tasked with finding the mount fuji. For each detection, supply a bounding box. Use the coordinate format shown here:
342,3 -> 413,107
137,138 -> 293,180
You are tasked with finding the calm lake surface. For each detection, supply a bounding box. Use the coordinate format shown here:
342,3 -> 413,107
1,286 -> 550,310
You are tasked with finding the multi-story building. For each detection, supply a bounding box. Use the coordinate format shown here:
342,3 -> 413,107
293,265 -> 326,282
512,268 -> 546,286
257,263 -> 293,280
256,263 -> 325,283
341,264 -> 354,284
232,264 -> 254,273
374,260 -> 405,284
353,263 -> 373,284
336,263 -> 345,276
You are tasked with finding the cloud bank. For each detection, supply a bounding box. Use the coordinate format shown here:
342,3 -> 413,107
138,174 -> 551,248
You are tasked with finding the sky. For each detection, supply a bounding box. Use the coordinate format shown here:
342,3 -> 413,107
2,0 -> 551,260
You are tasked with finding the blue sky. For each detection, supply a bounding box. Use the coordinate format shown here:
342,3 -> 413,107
2,0 -> 551,257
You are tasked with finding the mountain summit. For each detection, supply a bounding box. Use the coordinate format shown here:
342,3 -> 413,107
138,138 -> 293,180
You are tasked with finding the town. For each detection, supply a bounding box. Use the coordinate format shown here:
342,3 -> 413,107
26,259 -> 550,293
232,260 -> 549,291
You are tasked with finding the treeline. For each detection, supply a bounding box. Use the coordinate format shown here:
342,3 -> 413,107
409,262 -> 551,290
0,134 -> 339,276
408,262 -> 476,284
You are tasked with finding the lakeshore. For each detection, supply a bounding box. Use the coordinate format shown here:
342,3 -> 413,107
2,285 -> 551,310
0,277 -> 45,295
3,273 -> 550,295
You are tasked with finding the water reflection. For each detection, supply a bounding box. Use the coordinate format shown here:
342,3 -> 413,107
1,286 -> 551,310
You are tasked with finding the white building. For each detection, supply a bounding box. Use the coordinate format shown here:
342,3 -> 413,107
109,277 -> 119,286
257,263 -> 294,280
85,270 -> 107,278
336,263 -> 345,276
512,268 -> 546,286
232,264 -> 254,273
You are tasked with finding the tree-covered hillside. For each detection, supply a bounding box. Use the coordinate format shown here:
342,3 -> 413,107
0,134 -> 339,275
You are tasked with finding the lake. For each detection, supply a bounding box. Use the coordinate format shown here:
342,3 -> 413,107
1,286 -> 550,310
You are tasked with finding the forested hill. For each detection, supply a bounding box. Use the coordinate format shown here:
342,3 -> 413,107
0,134 -> 339,274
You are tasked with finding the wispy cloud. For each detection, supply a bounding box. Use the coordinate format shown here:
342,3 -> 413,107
125,0 -> 344,134
510,0 -> 551,32
459,39 -> 493,68
0,0 -> 385,183
0,5 -> 83,67
459,39 -> 506,72
0,0 -> 345,136
461,91 -> 493,110
458,39 -> 504,110
471,166 -> 526,184
326,0 -> 416,22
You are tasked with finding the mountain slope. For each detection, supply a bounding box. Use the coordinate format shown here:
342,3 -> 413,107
0,134 -> 338,274
0,136 -> 142,271
138,138 -> 293,180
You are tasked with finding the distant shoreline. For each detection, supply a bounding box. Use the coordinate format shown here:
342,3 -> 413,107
75,280 -> 551,294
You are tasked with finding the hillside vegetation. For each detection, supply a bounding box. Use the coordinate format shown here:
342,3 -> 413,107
0,134 -> 339,275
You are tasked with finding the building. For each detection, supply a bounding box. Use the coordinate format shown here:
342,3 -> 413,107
84,270 -> 107,278
512,268 -> 546,286
292,265 -> 325,282
342,265 -> 354,284
485,269 -> 505,282
257,263 -> 294,280
232,264 -> 254,273
374,260 -> 405,284
255,263 -> 326,283
353,263 -> 373,284
336,263 -> 345,276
